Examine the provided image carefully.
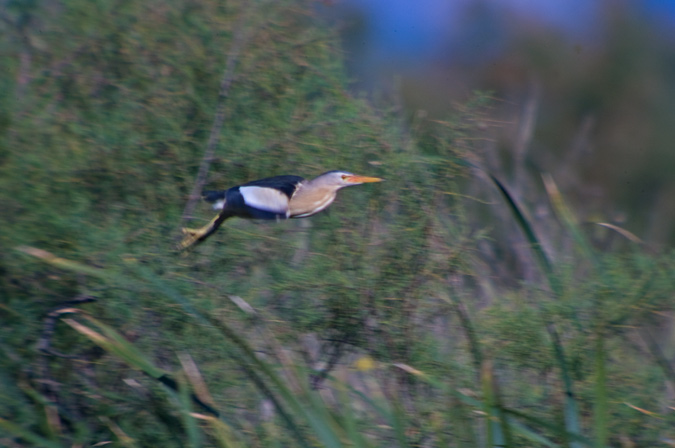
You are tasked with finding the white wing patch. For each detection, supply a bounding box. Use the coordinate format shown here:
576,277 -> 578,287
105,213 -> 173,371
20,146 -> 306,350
239,186 -> 291,217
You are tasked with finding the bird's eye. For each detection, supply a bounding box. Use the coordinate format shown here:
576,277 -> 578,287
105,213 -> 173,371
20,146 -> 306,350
341,175 -> 347,180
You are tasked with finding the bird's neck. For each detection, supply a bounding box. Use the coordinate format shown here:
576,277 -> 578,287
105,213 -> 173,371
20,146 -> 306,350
288,180 -> 338,218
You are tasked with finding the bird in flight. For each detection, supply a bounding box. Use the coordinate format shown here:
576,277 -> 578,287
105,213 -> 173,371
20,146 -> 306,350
178,170 -> 383,250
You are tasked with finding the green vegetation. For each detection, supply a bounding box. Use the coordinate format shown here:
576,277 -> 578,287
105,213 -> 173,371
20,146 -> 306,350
1,1 -> 674,446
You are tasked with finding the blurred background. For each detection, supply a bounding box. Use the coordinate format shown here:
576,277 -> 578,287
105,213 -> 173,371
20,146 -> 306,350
2,0 -> 675,445
323,0 -> 675,245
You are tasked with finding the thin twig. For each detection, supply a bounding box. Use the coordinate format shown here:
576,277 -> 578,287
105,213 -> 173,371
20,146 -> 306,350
179,13 -> 250,226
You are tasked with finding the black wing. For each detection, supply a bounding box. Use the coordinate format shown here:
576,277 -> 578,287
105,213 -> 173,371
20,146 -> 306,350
201,175 -> 306,220
241,175 -> 305,199
224,175 -> 306,220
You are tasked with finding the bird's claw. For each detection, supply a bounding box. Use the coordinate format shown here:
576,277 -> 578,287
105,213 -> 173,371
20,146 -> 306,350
176,214 -> 222,252
176,226 -> 209,251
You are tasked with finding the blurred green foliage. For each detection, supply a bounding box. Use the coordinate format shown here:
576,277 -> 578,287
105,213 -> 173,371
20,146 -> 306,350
1,0 -> 674,447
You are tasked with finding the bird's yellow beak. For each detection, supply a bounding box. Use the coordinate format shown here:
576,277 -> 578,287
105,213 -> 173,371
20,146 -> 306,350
345,175 -> 384,184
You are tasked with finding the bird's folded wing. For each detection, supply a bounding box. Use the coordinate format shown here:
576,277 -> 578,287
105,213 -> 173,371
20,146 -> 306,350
238,186 -> 291,217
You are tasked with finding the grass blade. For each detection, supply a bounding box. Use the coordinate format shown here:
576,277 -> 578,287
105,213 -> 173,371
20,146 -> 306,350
484,173 -> 559,293
191,413 -> 244,448
63,315 -> 165,379
505,419 -> 561,448
99,415 -> 139,448
439,292 -> 483,375
542,174 -> 599,268
548,326 -> 583,448
395,363 -> 570,446
132,264 -> 344,448
390,394 -> 411,448
175,373 -> 202,448
62,313 -> 223,420
595,222 -> 643,244
16,246 -> 111,280
503,409 -> 596,447
593,332 -> 608,448
481,360 -> 512,447
0,418 -> 63,448
335,376 -> 371,448
481,174 -> 583,447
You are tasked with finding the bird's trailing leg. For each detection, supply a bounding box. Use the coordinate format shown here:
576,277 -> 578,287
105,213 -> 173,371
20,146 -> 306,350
177,213 -> 230,251
180,227 -> 202,237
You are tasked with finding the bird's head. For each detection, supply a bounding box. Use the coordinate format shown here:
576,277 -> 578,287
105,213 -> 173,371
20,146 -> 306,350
318,170 -> 384,189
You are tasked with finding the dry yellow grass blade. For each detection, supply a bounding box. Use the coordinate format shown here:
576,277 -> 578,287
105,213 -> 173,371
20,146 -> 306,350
596,222 -> 644,244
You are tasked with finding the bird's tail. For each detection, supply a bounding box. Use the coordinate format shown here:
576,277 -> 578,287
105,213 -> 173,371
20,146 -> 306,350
177,212 -> 231,251
202,190 -> 227,210
202,190 -> 226,202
